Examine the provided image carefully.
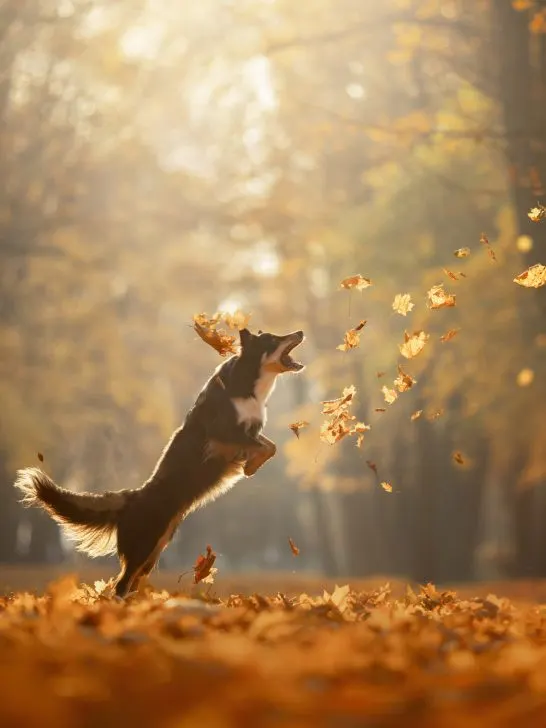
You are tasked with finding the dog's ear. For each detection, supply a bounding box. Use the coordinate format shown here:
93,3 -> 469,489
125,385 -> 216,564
239,328 -> 253,348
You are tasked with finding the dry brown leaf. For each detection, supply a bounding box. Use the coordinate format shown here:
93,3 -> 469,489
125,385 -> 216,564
440,328 -> 460,343
381,385 -> 398,404
394,365 -> 416,393
337,320 -> 366,351
288,537 -> 300,556
340,274 -> 372,291
193,315 -> 238,357
410,409 -> 423,421
353,421 -> 371,448
443,268 -> 463,282
37,452 -> 44,462
392,293 -> 414,316
376,371 -> 386,379
427,284 -> 456,310
366,460 -> 378,475
221,310 -> 251,330
399,331 -> 429,359
480,233 -> 497,262
453,451 -> 465,466
193,545 -> 217,585
320,386 -> 357,444
454,247 -> 471,258
374,408 -> 386,413
428,409 -> 444,421
528,204 -> 546,223
513,264 -> 546,288
381,481 -> 393,493
289,421 -> 309,439
321,385 -> 356,415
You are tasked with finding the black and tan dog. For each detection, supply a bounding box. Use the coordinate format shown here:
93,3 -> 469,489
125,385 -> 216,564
14,328 -> 305,597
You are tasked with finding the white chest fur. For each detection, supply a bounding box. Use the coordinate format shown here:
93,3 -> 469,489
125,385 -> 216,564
232,370 -> 278,431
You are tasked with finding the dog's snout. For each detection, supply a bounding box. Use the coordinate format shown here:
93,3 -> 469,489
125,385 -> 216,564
292,330 -> 304,340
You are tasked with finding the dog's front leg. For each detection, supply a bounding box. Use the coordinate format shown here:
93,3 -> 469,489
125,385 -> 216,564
243,434 -> 277,477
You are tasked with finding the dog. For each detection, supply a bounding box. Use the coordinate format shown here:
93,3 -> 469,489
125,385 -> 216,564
14,327 -> 305,597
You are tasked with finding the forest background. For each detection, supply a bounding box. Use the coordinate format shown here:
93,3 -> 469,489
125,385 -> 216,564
1,0 -> 545,587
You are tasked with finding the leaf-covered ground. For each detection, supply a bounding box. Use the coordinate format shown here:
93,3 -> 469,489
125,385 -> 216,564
2,577 -> 546,727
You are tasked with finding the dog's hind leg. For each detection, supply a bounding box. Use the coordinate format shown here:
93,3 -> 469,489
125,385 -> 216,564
114,556 -> 148,598
244,434 -> 277,477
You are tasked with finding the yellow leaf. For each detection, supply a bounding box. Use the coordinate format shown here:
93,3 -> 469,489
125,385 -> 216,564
514,263 -> 546,288
399,331 -> 429,359
392,293 -> 414,316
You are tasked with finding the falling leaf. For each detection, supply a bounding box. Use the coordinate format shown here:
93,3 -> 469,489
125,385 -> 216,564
337,320 -> 367,351
340,274 -> 372,290
37,452 -> 44,462
512,0 -> 533,10
427,284 -> 456,310
392,293 -> 414,316
288,537 -> 300,556
453,451 -> 465,466
381,385 -> 398,404
221,310 -> 251,330
428,409 -> 444,421
353,422 -> 371,448
480,233 -> 497,262
440,328 -> 460,343
443,269 -> 462,282
399,331 -> 429,359
289,421 -> 309,439
374,408 -> 386,413
454,247 -> 470,258
321,386 -> 356,415
193,315 -> 237,357
320,386 -> 357,444
381,481 -> 393,493
528,204 -> 546,223
376,371 -> 386,378
193,545 -> 217,585
410,409 -> 423,421
366,460 -> 378,475
514,264 -> 546,288
394,365 -> 416,393
517,368 -> 534,387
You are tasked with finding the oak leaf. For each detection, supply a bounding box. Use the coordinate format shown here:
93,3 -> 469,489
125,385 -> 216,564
289,421 -> 309,438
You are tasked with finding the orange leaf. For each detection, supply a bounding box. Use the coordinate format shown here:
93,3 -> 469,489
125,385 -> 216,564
288,537 -> 300,556
340,274 -> 372,291
289,421 -> 310,439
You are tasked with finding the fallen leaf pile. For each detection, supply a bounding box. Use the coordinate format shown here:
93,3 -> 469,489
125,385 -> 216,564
4,577 -> 546,727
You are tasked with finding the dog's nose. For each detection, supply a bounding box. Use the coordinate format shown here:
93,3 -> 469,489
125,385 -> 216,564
294,330 -> 304,340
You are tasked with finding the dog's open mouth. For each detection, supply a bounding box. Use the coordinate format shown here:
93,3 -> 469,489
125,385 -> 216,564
280,332 -> 305,371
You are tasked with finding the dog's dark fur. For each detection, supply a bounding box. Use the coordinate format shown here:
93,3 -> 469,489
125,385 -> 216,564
14,327 -> 304,597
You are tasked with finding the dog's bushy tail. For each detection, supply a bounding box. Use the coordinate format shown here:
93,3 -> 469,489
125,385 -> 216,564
14,467 -> 135,557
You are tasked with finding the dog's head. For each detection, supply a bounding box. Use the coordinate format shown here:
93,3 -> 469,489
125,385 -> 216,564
239,328 -> 305,374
